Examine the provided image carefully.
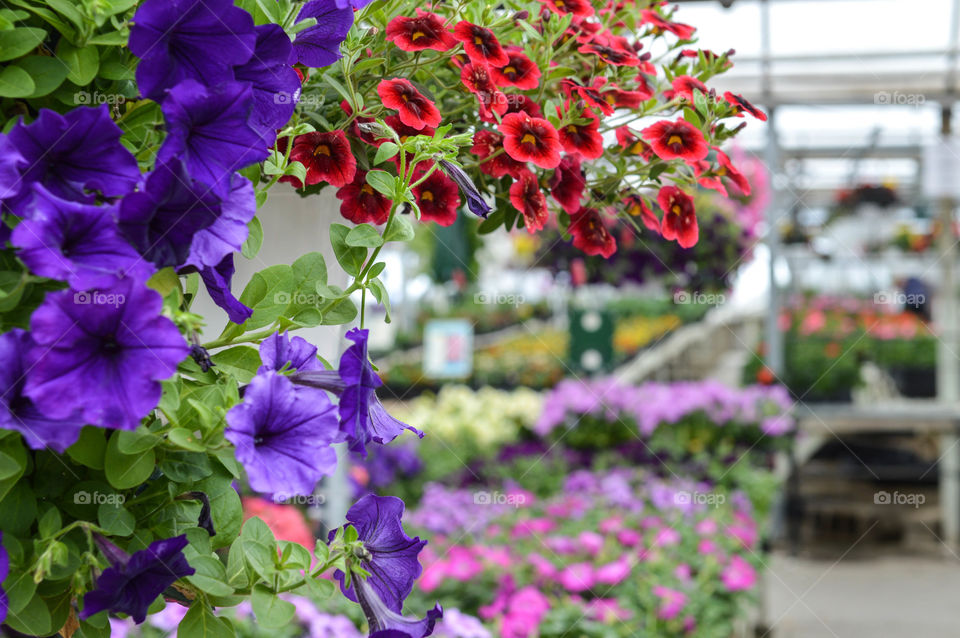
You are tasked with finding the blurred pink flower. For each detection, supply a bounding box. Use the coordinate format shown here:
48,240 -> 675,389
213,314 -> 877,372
579,531 -> 605,555
697,538 -> 720,556
654,527 -> 681,547
721,555 -> 757,591
674,563 -> 692,582
652,585 -> 687,620
586,598 -> 632,623
511,517 -> 556,538
419,559 -> 446,592
694,518 -> 717,535
446,546 -> 484,580
527,553 -> 558,579
559,562 -> 595,592
595,557 -> 631,585
599,516 -> 623,534
617,529 -> 642,547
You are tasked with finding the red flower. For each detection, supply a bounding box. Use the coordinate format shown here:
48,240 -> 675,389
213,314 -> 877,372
536,0 -> 594,17
696,149 -> 750,196
386,9 -> 456,52
340,100 -> 379,145
724,92 -> 767,121
413,164 -> 460,226
640,9 -> 696,39
481,93 -> 543,124
492,48 -> 541,90
558,107 -> 603,160
510,171 -> 549,233
560,78 -> 615,116
671,75 -> 707,104
640,118 -> 709,162
569,207 -> 616,258
625,194 -> 659,233
283,130 -> 356,188
461,63 -> 508,120
614,126 -> 653,161
377,78 -> 441,130
593,77 -> 652,109
550,155 -> 585,214
578,35 -> 639,66
657,186 -> 698,248
568,18 -> 603,44
454,21 -> 509,66
337,170 -> 391,225
500,112 -> 562,169
471,129 -> 526,178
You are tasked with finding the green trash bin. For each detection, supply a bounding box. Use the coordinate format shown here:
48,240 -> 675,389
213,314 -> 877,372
568,308 -> 614,374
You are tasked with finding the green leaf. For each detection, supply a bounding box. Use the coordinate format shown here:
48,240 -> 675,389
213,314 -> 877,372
0,64 -> 34,97
179,602 -> 235,638
241,217 -> 263,259
17,55 -> 68,97
160,451 -> 212,482
329,224 -> 367,276
56,40 -> 99,86
105,431 -> 156,490
321,71 -> 354,108
278,541 -> 311,570
36,505 -> 61,538
352,57 -> 385,74
194,472 -> 242,550
0,436 -> 28,501
239,517 -> 277,579
167,428 -> 207,452
0,269 -> 28,311
67,427 -> 107,469
252,584 -> 297,628
368,277 -> 391,323
211,346 -> 261,384
365,169 -> 395,198
97,502 -> 136,536
383,215 -> 415,243
0,27 -> 46,62
116,428 -> 160,455
225,541 -> 249,588
322,297 -> 357,325
345,223 -> 384,248
0,449 -> 20,480
299,576 -> 335,600
186,556 -> 234,596
373,142 -> 399,165
3,591 -> 52,636
235,264 -> 296,330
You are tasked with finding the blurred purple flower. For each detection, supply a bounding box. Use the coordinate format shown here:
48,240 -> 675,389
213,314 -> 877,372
292,0 -> 354,68
234,24 -> 301,139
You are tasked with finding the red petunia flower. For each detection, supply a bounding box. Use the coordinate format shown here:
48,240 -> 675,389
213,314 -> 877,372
471,129 -> 527,178
510,171 -> 549,234
724,92 -> 767,121
337,170 -> 391,225
560,78 -> 615,116
413,164 -> 460,226
696,149 -> 751,196
569,207 -> 616,258
536,0 -> 594,17
481,93 -> 543,124
558,106 -> 603,160
657,185 -> 698,248
461,63 -> 508,120
592,77 -> 652,109
386,9 -> 457,52
549,155 -> 586,214
340,100 -> 378,145
377,78 -> 441,130
282,130 -> 357,188
640,118 -> 709,162
671,75 -> 707,104
500,112 -> 562,169
578,34 -> 639,66
640,9 -> 696,39
625,194 -> 660,233
453,21 -> 510,66
492,48 -> 541,90
568,17 -> 603,44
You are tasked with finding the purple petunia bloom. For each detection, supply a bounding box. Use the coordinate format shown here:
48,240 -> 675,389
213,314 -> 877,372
292,0 -> 354,68
1,106 -> 140,212
158,80 -> 268,198
335,0 -> 376,8
195,254 -> 253,324
234,24 -> 300,140
438,160 -> 491,219
0,136 -> 25,224
332,495 -> 441,638
80,535 -> 195,624
183,175 -> 256,270
0,532 -> 7,625
24,277 -> 190,430
259,331 -> 324,374
129,0 -> 256,100
224,371 -> 339,500
0,329 -> 87,452
12,186 -> 150,290
293,328 -> 422,457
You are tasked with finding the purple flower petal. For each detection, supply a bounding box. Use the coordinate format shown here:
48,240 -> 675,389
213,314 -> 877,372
225,371 -> 339,500
24,278 -> 190,430
195,254 -> 253,324
293,0 -> 354,68
184,174 -> 255,269
259,332 -> 324,373
158,80 -> 268,198
234,24 -> 301,139
0,532 -> 7,625
129,0 -> 256,100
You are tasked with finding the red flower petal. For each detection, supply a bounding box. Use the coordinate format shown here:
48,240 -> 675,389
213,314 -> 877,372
386,9 -> 457,52
509,171 -> 549,233
640,118 -> 709,162
471,129 -> 527,178
657,185 -> 698,248
284,130 -> 357,188
569,207 -> 616,258
723,92 -> 767,121
453,21 -> 510,66
558,108 -> 603,160
491,50 -> 541,90
499,112 -> 562,169
337,170 -> 391,224
377,78 -> 442,130
413,164 -> 460,226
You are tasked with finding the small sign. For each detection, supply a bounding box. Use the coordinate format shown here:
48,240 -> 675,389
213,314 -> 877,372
423,319 -> 474,379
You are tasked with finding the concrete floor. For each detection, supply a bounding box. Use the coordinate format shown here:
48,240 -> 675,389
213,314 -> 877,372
762,551 -> 960,637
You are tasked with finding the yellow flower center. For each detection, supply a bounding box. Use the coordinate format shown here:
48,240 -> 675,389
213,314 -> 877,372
521,133 -> 537,145
717,166 -> 727,176
504,66 -> 517,75
474,36 -> 483,45
412,31 -> 425,40
421,190 -> 434,202
672,204 -> 682,215
566,125 -> 578,133
361,184 -> 374,195
314,144 -> 331,156
667,135 -> 683,146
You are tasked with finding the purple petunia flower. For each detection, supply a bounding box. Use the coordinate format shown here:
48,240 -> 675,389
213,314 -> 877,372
0,532 -> 7,625
158,80 -> 269,198
332,495 -> 426,612
12,186 -> 150,290
1,106 -> 140,212
234,24 -> 300,140
0,329 -> 87,452
259,331 -> 324,374
24,277 -> 190,430
224,371 -> 339,500
129,0 -> 256,100
0,136 -> 25,226
292,0 -> 355,68
80,535 -> 195,624
195,254 -> 253,324
438,160 -> 491,219
183,175 -> 256,270
336,0 -> 376,8
293,328 -> 422,457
